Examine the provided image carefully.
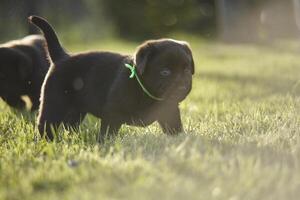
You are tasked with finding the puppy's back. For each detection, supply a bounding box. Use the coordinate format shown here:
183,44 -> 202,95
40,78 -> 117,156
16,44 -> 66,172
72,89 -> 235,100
47,51 -> 128,114
0,34 -> 43,48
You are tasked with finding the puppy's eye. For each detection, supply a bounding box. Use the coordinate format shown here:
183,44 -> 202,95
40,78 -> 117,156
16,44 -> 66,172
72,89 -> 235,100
160,69 -> 171,76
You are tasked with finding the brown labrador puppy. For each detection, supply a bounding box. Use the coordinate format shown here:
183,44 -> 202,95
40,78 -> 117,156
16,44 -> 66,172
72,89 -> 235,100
29,16 -> 194,142
0,35 -> 49,110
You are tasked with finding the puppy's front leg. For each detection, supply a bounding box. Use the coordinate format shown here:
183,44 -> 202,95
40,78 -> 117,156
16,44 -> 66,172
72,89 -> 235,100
2,95 -> 26,109
98,119 -> 121,143
158,105 -> 183,135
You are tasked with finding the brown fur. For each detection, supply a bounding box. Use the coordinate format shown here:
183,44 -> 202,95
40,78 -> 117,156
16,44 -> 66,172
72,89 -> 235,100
0,35 -> 50,110
29,16 -> 194,141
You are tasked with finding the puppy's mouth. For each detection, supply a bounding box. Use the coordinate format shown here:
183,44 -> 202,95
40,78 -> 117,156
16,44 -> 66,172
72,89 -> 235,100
158,82 -> 191,102
171,85 -> 191,101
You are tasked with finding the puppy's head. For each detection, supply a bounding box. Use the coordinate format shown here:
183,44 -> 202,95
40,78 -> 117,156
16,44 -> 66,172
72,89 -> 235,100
134,39 -> 194,102
0,48 -> 33,95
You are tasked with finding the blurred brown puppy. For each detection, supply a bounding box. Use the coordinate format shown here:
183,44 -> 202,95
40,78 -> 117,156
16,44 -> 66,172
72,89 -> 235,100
0,35 -> 49,110
29,16 -> 194,141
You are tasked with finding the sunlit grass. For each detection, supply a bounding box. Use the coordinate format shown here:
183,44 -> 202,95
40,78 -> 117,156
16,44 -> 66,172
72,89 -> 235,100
0,37 -> 300,200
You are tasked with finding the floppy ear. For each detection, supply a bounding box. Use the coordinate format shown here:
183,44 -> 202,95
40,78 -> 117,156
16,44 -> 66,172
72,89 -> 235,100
18,54 -> 33,80
182,42 -> 195,75
134,41 -> 155,75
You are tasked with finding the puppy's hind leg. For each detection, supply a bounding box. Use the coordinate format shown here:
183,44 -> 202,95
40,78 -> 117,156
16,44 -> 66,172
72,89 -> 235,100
98,119 -> 122,143
37,99 -> 75,141
2,95 -> 26,110
30,95 -> 40,111
63,109 -> 87,131
29,94 -> 40,111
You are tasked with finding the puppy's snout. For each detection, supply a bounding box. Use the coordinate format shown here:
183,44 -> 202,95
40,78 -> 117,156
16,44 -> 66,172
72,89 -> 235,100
178,86 -> 187,91
177,78 -> 190,90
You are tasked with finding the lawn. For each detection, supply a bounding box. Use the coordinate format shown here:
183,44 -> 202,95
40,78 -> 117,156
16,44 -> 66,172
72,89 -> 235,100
0,36 -> 300,200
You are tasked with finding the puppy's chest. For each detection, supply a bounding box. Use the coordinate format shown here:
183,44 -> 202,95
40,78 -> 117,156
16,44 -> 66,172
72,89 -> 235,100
118,104 -> 160,126
123,113 -> 156,127
106,83 -> 162,126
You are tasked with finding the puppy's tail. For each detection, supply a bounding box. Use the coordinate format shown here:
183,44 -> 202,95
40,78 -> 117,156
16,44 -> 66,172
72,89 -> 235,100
28,15 -> 67,63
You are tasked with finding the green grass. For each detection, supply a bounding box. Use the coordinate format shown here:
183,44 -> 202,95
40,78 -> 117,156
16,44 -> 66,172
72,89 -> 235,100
1,37 -> 300,200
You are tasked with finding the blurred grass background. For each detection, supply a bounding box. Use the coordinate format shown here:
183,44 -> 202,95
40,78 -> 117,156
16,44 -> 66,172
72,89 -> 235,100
1,0 -> 300,43
0,0 -> 216,42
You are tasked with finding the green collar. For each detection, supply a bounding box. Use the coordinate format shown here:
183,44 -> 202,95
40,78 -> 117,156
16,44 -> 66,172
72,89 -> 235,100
125,63 -> 163,101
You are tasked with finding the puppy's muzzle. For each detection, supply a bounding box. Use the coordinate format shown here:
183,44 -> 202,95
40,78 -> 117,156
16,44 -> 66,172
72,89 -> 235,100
178,85 -> 188,91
